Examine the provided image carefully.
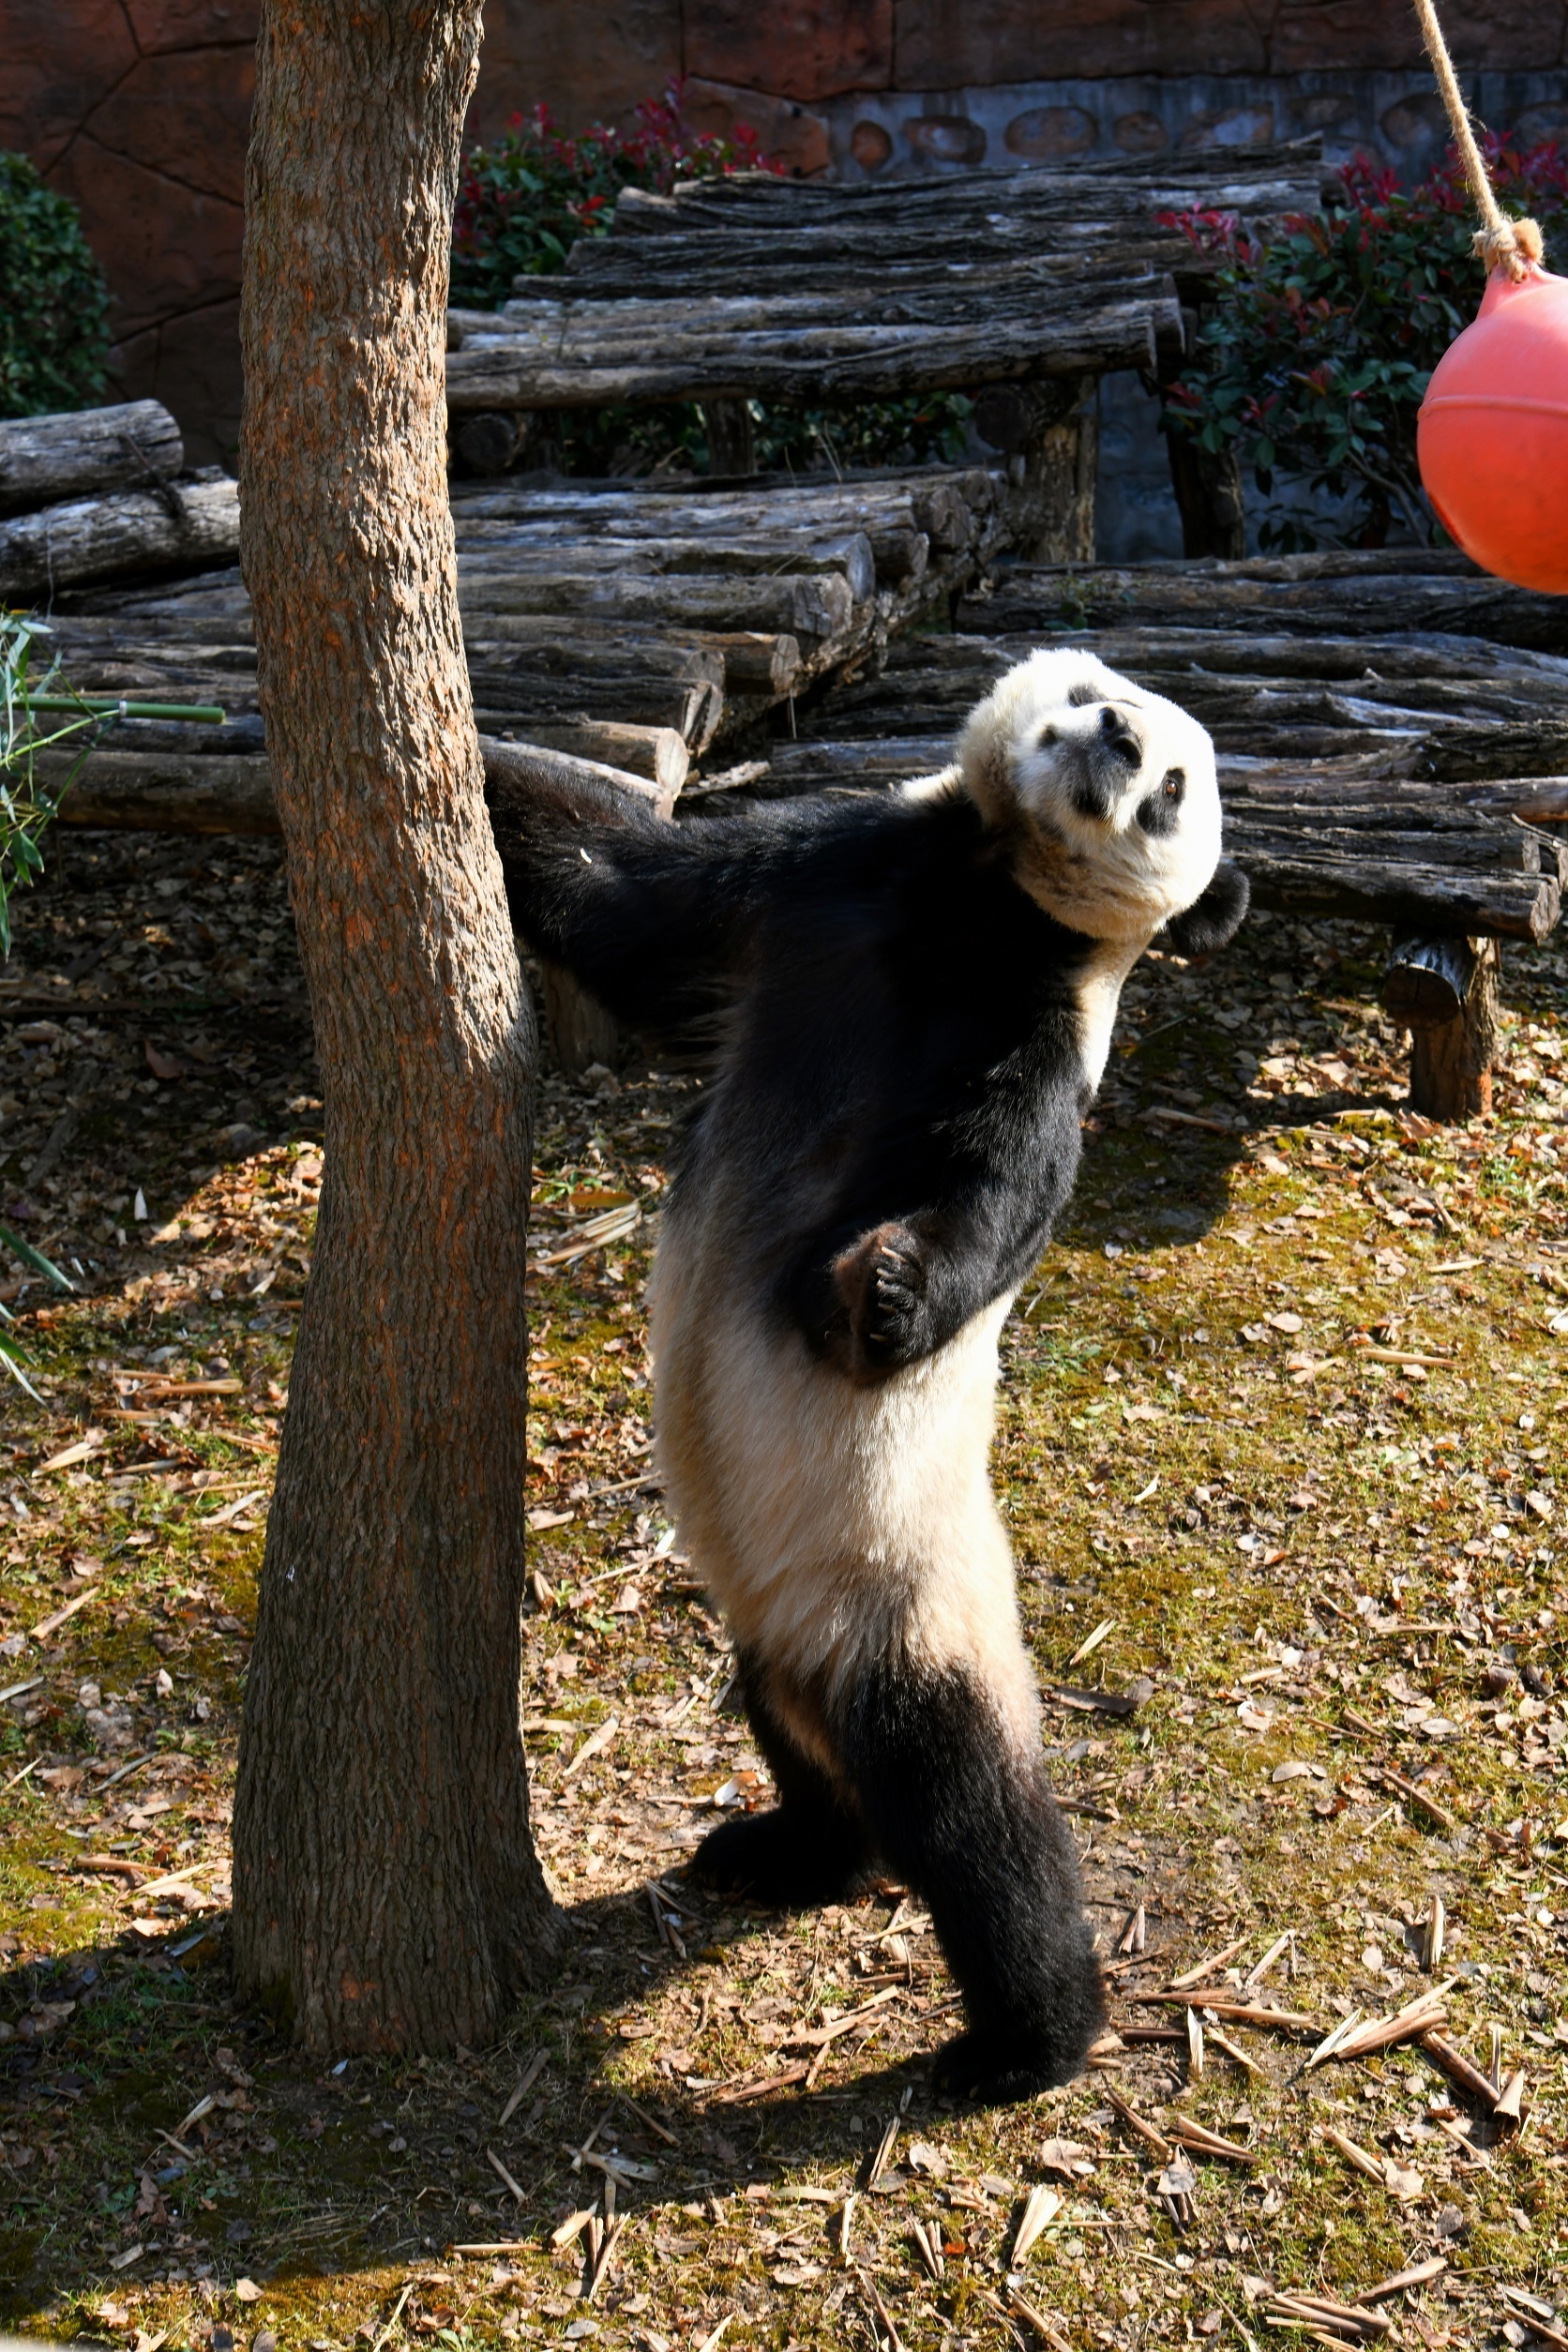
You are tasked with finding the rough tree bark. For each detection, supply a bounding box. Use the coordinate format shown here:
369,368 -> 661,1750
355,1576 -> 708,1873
231,0 -> 562,2050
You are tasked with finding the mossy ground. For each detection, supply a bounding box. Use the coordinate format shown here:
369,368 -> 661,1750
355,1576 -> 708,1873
0,832 -> 1562,2352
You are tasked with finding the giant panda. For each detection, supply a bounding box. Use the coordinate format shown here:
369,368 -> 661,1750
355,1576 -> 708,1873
492,647 -> 1248,2104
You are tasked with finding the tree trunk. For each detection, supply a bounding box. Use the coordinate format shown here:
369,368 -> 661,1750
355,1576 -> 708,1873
231,0 -> 563,2053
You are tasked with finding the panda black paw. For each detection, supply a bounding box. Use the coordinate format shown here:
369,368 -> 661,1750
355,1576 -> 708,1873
688,1808 -> 874,1909
833,1222 -> 930,1380
929,2028 -> 1087,2107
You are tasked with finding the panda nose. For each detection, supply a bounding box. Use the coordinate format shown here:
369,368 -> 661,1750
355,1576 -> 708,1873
1099,704 -> 1140,762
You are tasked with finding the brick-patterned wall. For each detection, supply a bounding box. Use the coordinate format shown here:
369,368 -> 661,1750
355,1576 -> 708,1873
9,0 -> 1568,463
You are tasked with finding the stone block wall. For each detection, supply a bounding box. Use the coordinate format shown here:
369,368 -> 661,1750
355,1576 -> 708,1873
9,0 -> 1568,464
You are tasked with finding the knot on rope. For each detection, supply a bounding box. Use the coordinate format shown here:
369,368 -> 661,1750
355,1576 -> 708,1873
1414,0 -> 1549,280
1471,215 -> 1545,280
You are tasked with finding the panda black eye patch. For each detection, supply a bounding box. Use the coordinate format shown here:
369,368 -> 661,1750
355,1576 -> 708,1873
1135,766 -> 1185,835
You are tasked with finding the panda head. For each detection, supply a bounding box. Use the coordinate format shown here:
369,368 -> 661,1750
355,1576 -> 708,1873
956,647 -> 1245,952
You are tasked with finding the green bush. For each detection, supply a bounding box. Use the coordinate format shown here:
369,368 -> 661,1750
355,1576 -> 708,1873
452,88 -> 774,312
1162,137 -> 1568,550
0,152 -> 110,420
451,89 -> 972,477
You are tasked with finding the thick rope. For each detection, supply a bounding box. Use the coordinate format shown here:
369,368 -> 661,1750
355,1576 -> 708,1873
1412,0 -> 1544,279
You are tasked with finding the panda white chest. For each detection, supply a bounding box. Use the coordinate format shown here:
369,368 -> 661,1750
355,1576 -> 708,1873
1070,940 -> 1143,1094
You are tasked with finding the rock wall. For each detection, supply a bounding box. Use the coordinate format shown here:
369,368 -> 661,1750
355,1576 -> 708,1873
9,0 -> 1568,464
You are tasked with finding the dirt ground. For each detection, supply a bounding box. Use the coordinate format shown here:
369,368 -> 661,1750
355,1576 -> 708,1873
0,824 -> 1563,2352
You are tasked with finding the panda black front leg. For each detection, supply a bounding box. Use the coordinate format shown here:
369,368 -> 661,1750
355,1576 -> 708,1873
837,1657 -> 1105,2103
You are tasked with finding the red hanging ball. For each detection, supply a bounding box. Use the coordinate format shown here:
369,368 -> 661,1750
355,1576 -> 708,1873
1417,264 -> 1568,594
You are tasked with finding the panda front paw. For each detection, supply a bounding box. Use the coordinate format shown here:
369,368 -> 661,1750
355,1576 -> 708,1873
832,1222 -> 930,1380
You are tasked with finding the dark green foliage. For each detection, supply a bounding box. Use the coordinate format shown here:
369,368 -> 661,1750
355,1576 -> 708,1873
450,89 -> 972,477
531,392 -> 973,482
451,89 -> 775,312
1163,138 -> 1568,550
0,152 -> 110,420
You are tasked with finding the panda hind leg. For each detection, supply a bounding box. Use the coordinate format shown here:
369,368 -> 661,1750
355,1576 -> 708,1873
839,1655 -> 1105,2104
688,1651 -> 875,1909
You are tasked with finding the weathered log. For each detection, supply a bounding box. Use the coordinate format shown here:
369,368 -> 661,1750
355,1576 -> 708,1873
610,142 -> 1330,234
0,400 -> 185,521
1382,934 -> 1480,1028
468,667 -> 721,749
1164,428 -> 1246,561
1386,936 -> 1500,1119
457,511 -> 914,593
748,733 -> 1563,942
701,398 -> 756,477
1011,375 -> 1098,565
38,733 -> 677,840
42,748 -> 281,835
485,717 -> 688,795
456,567 -> 858,643
0,475 -> 240,600
687,630 -> 802,694
448,464 -> 999,564
460,501 -> 932,590
539,961 -> 621,1078
450,411 -> 524,475
554,227 -> 1209,302
445,276 -> 1183,412
961,553 -> 1568,655
457,528 -> 877,601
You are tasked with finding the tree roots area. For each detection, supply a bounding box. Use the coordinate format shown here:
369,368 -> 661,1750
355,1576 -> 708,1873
0,830 -> 1563,2351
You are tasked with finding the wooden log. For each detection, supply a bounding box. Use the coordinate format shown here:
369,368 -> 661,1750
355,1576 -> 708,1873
1229,850 -> 1557,943
960,554 -> 1568,656
609,142 -> 1330,234
457,505 -> 927,593
1382,935 -> 1478,1027
701,398 -> 756,477
0,400 -> 185,521
0,476 -> 239,600
457,529 -> 877,602
43,748 -> 281,836
539,960 -> 620,1079
486,718 -> 688,796
467,668 -> 721,749
751,737 -> 1562,940
456,567 -> 857,643
1163,427 -> 1246,561
554,227 -> 1209,302
445,277 -> 1182,412
1387,936 -> 1501,1120
688,630 -> 802,694
450,411 -> 524,475
972,374 -> 1085,456
1011,374 -> 1099,564
36,734 -> 681,839
450,465 -> 999,565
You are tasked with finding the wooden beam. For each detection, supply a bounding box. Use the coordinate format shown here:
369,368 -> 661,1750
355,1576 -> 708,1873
0,400 -> 185,521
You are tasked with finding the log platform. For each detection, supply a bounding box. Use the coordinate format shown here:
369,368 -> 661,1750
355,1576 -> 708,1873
37,461 -> 1006,809
447,139 -> 1330,565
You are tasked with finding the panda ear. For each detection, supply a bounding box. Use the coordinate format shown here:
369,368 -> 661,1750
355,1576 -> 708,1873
957,708 -> 1015,829
1157,860 -> 1250,960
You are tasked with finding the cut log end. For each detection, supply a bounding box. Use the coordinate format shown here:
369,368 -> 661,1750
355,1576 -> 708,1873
1384,933 -> 1500,1122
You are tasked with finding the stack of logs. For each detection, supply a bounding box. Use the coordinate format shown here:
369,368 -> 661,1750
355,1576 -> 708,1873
0,401 -> 239,603
16,404 -> 1005,822
448,140 -> 1333,561
734,549 -> 1568,1119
